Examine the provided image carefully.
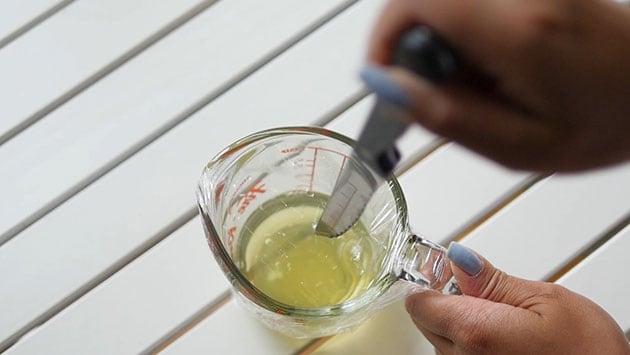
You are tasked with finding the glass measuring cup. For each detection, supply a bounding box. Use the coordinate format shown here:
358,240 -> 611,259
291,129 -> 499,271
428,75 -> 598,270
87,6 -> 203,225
196,127 -> 459,338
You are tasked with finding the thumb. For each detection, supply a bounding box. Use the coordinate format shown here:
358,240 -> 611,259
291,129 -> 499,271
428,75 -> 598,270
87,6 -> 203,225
447,242 -> 536,305
405,242 -> 545,347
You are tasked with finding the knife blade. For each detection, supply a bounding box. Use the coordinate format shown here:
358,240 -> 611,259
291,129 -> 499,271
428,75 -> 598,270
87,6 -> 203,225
315,26 -> 458,237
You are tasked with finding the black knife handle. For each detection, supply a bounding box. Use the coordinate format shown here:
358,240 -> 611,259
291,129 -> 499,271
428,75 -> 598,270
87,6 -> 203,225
356,26 -> 458,177
392,26 -> 458,83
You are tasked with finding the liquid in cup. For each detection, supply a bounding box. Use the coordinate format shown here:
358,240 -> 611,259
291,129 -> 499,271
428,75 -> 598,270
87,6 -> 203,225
197,127 -> 459,338
240,191 -> 378,308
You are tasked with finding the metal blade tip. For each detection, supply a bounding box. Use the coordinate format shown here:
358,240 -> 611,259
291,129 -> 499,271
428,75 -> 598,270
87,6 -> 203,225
314,219 -> 357,238
314,220 -> 338,238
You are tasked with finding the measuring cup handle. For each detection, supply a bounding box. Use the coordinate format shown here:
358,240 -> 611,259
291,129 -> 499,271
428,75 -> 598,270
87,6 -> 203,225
399,235 -> 461,295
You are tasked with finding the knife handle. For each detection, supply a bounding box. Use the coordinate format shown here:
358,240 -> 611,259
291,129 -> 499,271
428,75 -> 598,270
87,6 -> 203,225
392,26 -> 458,83
356,26 -> 458,177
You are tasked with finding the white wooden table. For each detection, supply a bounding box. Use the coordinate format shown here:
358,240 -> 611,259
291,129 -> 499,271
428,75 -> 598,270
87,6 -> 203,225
1,0 -> 628,353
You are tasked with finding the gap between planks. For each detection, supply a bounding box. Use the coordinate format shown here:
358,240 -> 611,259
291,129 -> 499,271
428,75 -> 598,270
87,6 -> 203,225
146,290 -> 233,355
8,0 -> 617,344
1,1 -> 368,350
0,208 -> 198,353
0,0 -> 76,50
295,172 -> 629,354
547,213 -> 630,283
0,0 -> 219,146
0,0 -> 363,247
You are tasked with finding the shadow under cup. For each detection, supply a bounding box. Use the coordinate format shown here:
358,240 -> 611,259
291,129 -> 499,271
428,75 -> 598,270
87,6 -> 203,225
196,127 -> 457,338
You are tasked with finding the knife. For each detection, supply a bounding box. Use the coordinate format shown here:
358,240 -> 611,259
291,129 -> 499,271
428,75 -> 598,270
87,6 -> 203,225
315,26 -> 458,237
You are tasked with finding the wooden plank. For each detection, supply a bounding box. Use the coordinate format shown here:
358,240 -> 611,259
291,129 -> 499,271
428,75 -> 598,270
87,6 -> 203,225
2,35 -> 441,352
0,0 -> 69,47
0,0 -> 210,144
400,144 -> 529,244
557,225 -> 630,332
5,219 -> 228,354
162,302 -> 309,355
0,0 -> 378,350
462,163 -> 630,281
1,88 -> 384,355
0,0 -> 348,245
312,301 -> 435,354
1,51 -> 383,354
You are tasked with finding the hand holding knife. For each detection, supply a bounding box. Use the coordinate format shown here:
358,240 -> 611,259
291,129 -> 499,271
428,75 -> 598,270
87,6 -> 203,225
316,26 -> 458,238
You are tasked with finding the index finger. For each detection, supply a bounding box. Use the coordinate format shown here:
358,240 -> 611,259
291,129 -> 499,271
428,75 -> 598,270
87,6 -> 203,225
405,291 -> 533,344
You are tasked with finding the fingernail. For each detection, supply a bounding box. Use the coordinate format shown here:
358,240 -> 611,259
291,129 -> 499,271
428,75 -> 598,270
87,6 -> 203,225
359,65 -> 411,108
447,242 -> 482,276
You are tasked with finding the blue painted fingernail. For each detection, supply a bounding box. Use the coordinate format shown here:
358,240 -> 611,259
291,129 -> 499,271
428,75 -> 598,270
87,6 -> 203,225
447,242 -> 482,276
360,65 -> 411,108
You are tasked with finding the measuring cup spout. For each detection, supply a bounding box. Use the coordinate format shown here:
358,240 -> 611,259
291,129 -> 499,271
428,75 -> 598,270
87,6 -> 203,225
399,235 -> 461,295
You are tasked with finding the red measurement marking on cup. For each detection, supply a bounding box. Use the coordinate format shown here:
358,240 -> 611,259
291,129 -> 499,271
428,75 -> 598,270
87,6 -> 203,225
289,146 -> 352,192
282,146 -> 310,191
227,177 -> 251,217
227,226 -> 237,255
273,307 -> 289,315
281,146 -> 304,154
292,147 -> 318,191
214,182 -> 225,205
296,147 -> 317,191
237,180 -> 266,214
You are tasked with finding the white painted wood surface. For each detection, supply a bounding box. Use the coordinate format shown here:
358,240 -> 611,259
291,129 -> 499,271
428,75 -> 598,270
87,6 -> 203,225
400,144 -> 530,244
0,0 -> 67,46
0,0 -> 210,143
558,225 -> 630,332
0,0 -> 348,243
463,164 -> 630,281
0,0 -> 375,350
1,0 -> 627,353
6,219 -> 227,354
163,301 -> 309,355
3,95 -> 387,355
